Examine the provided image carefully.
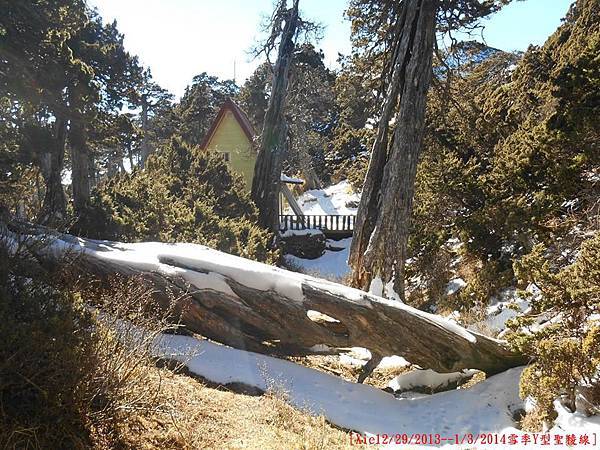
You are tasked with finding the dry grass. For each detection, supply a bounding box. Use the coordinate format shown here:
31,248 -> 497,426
0,239 -> 183,450
288,355 -> 362,383
290,354 -> 487,395
116,364 -> 369,450
457,371 -> 486,390
288,355 -> 411,389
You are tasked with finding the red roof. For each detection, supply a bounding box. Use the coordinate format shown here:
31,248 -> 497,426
199,98 -> 256,149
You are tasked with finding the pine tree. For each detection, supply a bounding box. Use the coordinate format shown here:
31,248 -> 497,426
175,73 -> 239,147
1,0 -> 87,224
346,0 -> 524,299
251,0 -> 300,232
348,0 -> 439,298
87,137 -> 278,263
508,233 -> 600,429
0,1 -> 145,222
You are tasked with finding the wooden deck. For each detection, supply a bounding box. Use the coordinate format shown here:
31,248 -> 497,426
279,214 -> 355,238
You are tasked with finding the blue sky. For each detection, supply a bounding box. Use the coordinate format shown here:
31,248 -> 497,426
88,0 -> 574,99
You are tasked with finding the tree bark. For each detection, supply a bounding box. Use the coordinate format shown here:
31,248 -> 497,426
302,166 -> 322,190
37,117 -> 68,226
349,0 -> 438,299
139,94 -> 151,168
251,0 -> 299,232
299,143 -> 322,190
69,116 -> 92,213
5,222 -> 526,376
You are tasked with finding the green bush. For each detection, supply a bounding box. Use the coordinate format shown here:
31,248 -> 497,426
506,233 -> 600,429
0,237 -> 181,448
79,137 -> 278,264
0,244 -> 95,448
327,125 -> 373,191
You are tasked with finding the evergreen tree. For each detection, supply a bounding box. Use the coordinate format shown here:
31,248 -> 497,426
0,1 -> 145,222
87,137 -> 278,263
239,44 -> 337,188
1,0 -> 87,223
67,11 -> 144,214
238,62 -> 271,131
508,233 -> 600,429
251,0 -> 301,232
346,1 -> 518,299
175,73 -> 239,147
135,69 -> 174,168
285,44 -> 337,188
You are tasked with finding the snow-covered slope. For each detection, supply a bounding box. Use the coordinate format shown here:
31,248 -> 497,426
287,180 -> 360,215
156,332 -> 522,436
282,181 -> 358,280
155,333 -> 600,448
284,237 -> 352,280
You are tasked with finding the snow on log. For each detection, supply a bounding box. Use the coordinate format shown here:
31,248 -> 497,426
6,224 -> 526,375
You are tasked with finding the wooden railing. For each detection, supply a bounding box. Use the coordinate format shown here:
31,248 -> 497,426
279,214 -> 356,234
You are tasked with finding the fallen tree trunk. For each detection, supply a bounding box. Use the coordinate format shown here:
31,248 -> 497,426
5,222 -> 526,375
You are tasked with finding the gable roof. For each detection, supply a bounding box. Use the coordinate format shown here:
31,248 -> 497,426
199,98 -> 256,149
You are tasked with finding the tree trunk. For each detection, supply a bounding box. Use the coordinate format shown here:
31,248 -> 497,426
302,166 -> 322,190
106,149 -> 119,177
5,221 -> 527,376
37,117 -> 68,226
69,116 -> 91,213
139,95 -> 151,168
251,0 -> 299,232
128,144 -> 135,172
349,0 -> 438,299
299,143 -> 322,190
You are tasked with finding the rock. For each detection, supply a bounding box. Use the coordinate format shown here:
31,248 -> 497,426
280,230 -> 326,259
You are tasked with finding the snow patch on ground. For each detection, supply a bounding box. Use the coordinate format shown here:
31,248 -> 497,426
379,355 -> 411,370
284,237 -> 352,280
483,289 -> 530,335
339,348 -> 410,370
279,228 -> 324,238
462,288 -> 532,337
388,368 -> 478,393
287,180 -> 360,216
154,332 -> 524,437
154,332 -> 599,447
553,400 -> 600,434
446,278 -> 467,295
